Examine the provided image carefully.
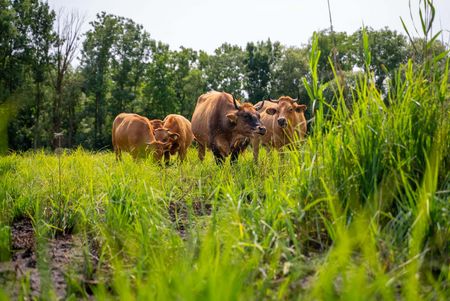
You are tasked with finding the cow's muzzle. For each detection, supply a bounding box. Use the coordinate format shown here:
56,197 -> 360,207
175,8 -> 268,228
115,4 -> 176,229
255,126 -> 266,135
277,118 -> 287,128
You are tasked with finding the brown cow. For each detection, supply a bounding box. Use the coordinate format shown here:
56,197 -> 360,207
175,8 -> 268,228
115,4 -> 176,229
149,118 -> 178,158
252,96 -> 307,162
150,119 -> 164,130
112,113 -> 173,161
155,114 -> 194,163
150,117 -> 184,163
191,91 -> 266,164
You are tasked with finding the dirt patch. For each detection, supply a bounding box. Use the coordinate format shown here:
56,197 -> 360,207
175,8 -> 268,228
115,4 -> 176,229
47,234 -> 85,298
0,218 -> 39,299
0,218 -> 87,300
11,218 -> 35,250
168,201 -> 212,237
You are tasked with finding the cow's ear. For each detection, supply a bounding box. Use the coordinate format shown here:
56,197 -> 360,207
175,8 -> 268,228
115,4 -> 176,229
266,107 -> 277,115
169,132 -> 180,141
295,104 -> 307,112
145,141 -> 159,152
226,112 -> 238,124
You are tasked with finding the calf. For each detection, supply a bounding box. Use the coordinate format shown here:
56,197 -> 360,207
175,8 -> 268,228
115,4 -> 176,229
158,114 -> 194,162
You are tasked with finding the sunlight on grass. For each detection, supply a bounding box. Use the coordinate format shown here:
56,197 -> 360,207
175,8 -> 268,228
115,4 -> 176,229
0,11 -> 449,301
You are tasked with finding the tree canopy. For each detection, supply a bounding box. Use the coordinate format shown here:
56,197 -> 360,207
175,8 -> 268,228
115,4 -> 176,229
0,0 -> 448,152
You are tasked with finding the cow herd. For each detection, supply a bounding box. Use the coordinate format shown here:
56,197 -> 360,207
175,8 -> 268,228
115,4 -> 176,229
112,91 -> 307,164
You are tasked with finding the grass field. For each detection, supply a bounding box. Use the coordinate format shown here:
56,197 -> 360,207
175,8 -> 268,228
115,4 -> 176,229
1,33 -> 449,299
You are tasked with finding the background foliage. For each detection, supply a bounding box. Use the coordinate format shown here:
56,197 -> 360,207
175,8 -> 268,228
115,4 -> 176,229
2,0 -> 447,151
0,1 -> 449,300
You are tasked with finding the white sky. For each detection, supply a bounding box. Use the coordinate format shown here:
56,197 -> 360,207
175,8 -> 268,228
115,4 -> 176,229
47,0 -> 450,53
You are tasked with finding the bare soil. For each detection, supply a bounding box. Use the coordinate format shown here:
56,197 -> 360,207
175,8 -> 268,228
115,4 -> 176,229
0,218 -> 86,300
168,200 -> 212,237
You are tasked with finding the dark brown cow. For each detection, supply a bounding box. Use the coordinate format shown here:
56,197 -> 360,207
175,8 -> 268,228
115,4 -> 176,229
112,113 -> 172,161
156,114 -> 194,163
252,96 -> 307,161
191,91 -> 266,164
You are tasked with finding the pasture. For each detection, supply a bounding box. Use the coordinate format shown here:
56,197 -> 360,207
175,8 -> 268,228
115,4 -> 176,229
0,1 -> 449,297
0,47 -> 449,299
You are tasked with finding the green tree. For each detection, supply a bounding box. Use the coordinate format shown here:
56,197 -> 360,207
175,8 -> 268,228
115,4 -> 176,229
244,39 -> 282,101
352,27 -> 408,90
110,17 -> 151,116
0,0 -> 22,99
200,43 -> 245,98
180,68 -> 207,118
1,0 -> 55,150
0,0 -> 33,150
143,41 -> 177,118
61,69 -> 84,147
52,9 -> 84,147
172,47 -> 205,118
313,29 -> 357,83
407,37 -> 448,65
28,0 -> 55,149
80,12 -> 120,148
271,46 -> 309,100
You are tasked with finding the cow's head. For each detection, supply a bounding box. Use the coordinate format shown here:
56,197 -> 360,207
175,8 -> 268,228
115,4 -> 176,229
226,96 -> 266,136
265,96 -> 307,130
147,128 -> 180,161
150,119 -> 164,130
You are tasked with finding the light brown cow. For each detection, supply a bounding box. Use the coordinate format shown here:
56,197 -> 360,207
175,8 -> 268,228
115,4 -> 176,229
155,114 -> 194,163
252,96 -> 307,162
191,91 -> 266,164
150,118 -> 178,157
112,113 -> 172,161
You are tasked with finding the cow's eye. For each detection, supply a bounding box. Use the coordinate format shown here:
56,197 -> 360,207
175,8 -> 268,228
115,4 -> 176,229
288,107 -> 294,112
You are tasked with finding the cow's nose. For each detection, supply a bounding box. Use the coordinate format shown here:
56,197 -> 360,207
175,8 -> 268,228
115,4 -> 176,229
257,126 -> 266,135
277,118 -> 287,128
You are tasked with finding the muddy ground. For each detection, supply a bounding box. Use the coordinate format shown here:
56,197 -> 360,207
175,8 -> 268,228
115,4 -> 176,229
0,218 -> 89,300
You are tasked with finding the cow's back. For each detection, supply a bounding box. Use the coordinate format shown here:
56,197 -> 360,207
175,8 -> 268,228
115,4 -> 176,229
114,114 -> 154,152
191,91 -> 230,145
113,113 -> 138,148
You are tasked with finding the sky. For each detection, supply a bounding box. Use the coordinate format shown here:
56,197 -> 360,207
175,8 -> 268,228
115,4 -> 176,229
47,0 -> 450,53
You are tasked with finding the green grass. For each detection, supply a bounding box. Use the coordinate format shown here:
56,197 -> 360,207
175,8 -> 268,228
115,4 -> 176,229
1,33 -> 449,300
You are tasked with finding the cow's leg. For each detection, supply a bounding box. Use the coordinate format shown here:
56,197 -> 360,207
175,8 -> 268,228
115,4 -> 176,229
134,145 -> 148,161
198,142 -> 206,161
179,149 -> 187,162
115,146 -> 122,161
131,151 -> 139,161
164,151 -> 170,165
252,138 -> 260,163
212,145 -> 225,165
231,139 -> 249,164
214,155 -> 225,165
211,137 -> 230,165
230,149 -> 239,164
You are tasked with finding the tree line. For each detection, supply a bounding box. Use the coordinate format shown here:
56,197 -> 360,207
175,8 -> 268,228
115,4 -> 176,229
0,0 -> 446,152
